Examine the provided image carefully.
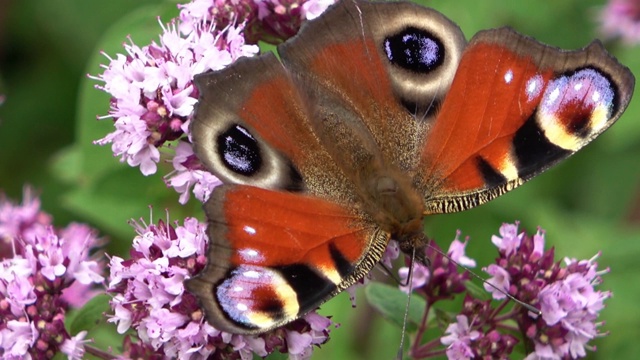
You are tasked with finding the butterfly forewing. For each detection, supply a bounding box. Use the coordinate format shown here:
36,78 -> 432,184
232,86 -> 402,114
279,0 -> 466,176
418,28 -> 635,214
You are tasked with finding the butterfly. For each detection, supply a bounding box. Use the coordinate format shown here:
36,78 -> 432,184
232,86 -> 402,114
185,0 -> 635,335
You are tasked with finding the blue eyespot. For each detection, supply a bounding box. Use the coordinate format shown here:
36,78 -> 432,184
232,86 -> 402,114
384,27 -> 444,73
217,124 -> 262,176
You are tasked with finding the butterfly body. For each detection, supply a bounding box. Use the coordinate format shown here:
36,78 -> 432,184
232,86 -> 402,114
185,0 -> 634,335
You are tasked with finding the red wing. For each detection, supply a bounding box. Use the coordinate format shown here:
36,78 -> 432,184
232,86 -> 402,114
418,28 -> 634,214
185,184 -> 388,334
192,52 -> 360,201
278,0 -> 466,175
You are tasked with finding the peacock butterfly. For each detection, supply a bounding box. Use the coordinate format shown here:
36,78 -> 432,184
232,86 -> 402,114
185,0 -> 635,335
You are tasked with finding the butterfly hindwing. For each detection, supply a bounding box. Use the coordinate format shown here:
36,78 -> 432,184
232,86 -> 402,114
185,184 -> 388,334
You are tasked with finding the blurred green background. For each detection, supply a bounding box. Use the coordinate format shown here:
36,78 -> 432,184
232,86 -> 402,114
1,0 -> 639,359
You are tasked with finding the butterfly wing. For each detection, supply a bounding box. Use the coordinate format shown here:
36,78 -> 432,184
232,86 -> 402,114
275,0 -> 634,214
278,0 -> 466,178
188,18 -> 391,333
416,28 -> 635,213
186,184 -> 387,334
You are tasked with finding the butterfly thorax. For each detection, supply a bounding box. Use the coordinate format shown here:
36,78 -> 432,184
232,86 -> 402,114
360,169 -> 428,262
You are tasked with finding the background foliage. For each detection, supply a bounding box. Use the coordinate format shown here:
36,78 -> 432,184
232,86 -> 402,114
1,0 -> 639,359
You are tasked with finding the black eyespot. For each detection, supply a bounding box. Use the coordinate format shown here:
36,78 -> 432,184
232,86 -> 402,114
383,27 -> 444,73
217,124 -> 262,176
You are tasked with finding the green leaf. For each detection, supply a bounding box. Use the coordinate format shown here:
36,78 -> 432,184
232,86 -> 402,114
66,294 -> 111,335
50,144 -> 83,186
465,278 -> 490,301
364,282 -> 429,332
60,166 -> 167,243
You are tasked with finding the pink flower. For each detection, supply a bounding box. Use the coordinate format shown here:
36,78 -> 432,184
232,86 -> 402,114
532,228 -> 545,258
380,239 -> 400,269
93,12 -> 258,181
395,222 -> 611,359
397,231 -> 475,296
93,0 -> 338,206
0,190 -> 104,358
600,0 -> 640,44
1,320 -> 38,357
530,254 -> 611,359
491,222 -> 523,256
398,262 -> 430,293
107,216 -> 333,358
483,264 -> 511,300
441,315 -> 480,360
60,331 -> 90,360
0,187 -> 52,258
449,231 -> 476,268
302,0 -> 335,20
481,223 -> 611,359
165,141 -> 222,204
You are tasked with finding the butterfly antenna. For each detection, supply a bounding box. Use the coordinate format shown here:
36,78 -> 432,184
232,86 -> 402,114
352,0 -> 367,54
421,98 -> 433,122
377,261 -> 411,286
395,246 -> 417,360
429,245 -> 541,315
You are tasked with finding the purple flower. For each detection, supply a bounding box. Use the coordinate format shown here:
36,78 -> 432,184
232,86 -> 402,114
93,0 -> 340,204
482,223 -> 610,359
165,141 -> 222,204
491,221 -> 523,256
302,0 -> 336,20
398,232 -> 474,297
381,239 -> 400,269
93,9 -> 259,179
398,262 -> 430,293
441,315 -> 480,360
253,0 -> 336,42
532,228 -> 545,259
60,331 -> 90,360
449,231 -> 476,268
483,264 -> 511,300
396,223 -> 610,360
527,254 -> 611,359
0,187 -> 51,258
107,216 -> 334,359
0,189 -> 104,359
1,320 -> 38,358
600,0 -> 640,44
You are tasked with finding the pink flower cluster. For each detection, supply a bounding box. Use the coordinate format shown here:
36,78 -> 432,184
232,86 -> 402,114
92,15 -> 258,186
486,223 -> 611,360
179,0 -> 335,44
93,0 -> 335,205
398,231 -> 475,296
396,223 -> 610,360
600,0 -> 640,44
106,217 -> 334,359
0,189 -> 104,359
